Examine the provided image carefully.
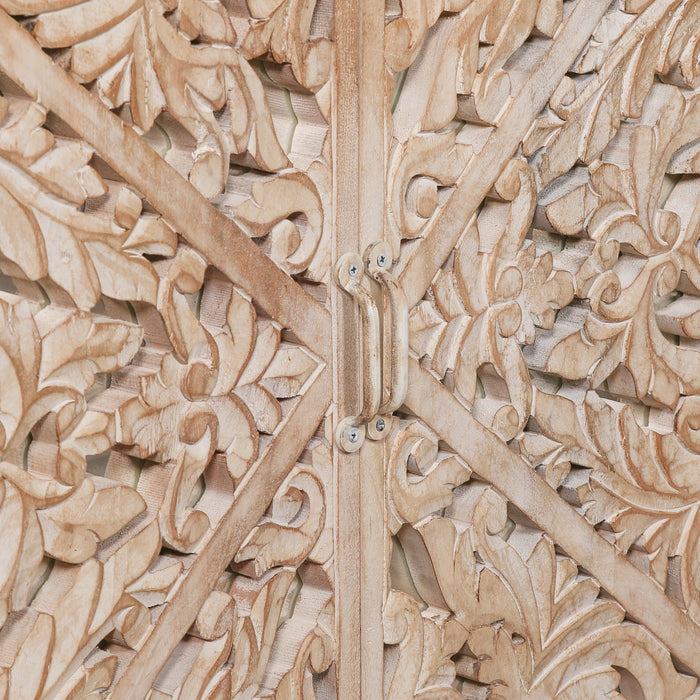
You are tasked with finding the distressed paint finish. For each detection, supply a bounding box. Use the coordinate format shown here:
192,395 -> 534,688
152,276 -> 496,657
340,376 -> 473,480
0,2 -> 336,697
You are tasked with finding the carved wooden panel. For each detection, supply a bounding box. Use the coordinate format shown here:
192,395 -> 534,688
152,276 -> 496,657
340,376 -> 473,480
384,0 -> 700,697
0,0 -> 700,698
0,0 -> 335,696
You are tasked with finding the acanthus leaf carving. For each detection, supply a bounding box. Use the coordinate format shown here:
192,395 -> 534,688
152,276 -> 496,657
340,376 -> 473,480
241,0 -> 332,92
235,463 -> 326,575
235,168 -> 329,282
524,1 -> 700,189
13,0 -> 291,198
408,158 -> 573,440
386,476 -> 697,698
387,421 -> 470,534
543,87 -> 700,407
389,0 -> 566,141
521,386 -> 700,623
37,477 -> 147,564
3,519 -> 160,700
0,96 -> 173,310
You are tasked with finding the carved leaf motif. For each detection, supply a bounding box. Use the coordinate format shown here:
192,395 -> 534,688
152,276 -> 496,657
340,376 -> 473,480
386,130 -> 472,249
228,568 -> 297,697
409,159 -> 573,440
4,520 -> 160,699
389,486 -> 696,698
38,477 -> 146,563
383,590 -> 466,700
0,99 -> 104,205
0,97 -> 170,309
387,421 -> 470,534
522,387 -> 700,618
14,0 -> 290,198
0,295 -> 141,487
0,289 -> 144,634
235,465 -> 325,575
38,308 -> 143,392
236,170 -> 328,280
241,0 -> 332,92
525,1 -> 700,188
168,627 -> 235,699
545,89 -> 700,407
390,0 -> 565,133
546,299 -> 700,406
0,479 -> 44,627
259,347 -> 317,399
274,619 -> 334,698
467,489 -> 695,698
53,654 -> 118,700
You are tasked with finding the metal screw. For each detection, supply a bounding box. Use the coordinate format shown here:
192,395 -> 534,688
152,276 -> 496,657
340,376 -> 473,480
376,418 -> 386,432
348,263 -> 360,277
348,428 -> 359,443
376,254 -> 387,267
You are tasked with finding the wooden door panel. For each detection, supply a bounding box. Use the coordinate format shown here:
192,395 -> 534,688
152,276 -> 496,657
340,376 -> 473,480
0,5 -> 336,698
385,0 -> 700,696
2,0 -> 700,696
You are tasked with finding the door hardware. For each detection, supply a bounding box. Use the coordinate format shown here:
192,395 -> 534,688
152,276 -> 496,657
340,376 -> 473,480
365,242 -> 409,431
335,252 -> 382,452
334,246 -> 409,452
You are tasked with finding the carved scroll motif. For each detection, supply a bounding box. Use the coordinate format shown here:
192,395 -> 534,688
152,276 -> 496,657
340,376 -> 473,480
128,434 -> 335,699
388,0 -> 700,694
0,72 -> 331,696
384,422 -> 699,697
0,0 -> 334,682
3,0 -> 333,283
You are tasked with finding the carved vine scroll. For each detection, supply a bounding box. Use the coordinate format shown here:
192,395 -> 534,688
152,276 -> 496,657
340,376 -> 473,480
0,0 -> 335,692
386,0 -> 700,696
1,0 -> 700,696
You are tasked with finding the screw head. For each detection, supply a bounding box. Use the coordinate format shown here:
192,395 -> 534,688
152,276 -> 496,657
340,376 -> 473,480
348,263 -> 360,277
376,254 -> 387,267
348,428 -> 359,443
376,418 -> 386,432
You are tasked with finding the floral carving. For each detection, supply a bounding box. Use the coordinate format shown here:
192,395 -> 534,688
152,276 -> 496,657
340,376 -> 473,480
241,0 -> 332,92
542,88 -> 700,407
521,387 -> 700,623
0,96 -> 173,309
386,425 -> 697,697
525,0 -> 700,188
388,0 -> 700,690
409,159 -> 573,440
7,0 -> 290,198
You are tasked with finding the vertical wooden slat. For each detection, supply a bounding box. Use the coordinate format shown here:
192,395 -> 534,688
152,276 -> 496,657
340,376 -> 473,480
358,2 -> 389,697
332,0 -> 386,694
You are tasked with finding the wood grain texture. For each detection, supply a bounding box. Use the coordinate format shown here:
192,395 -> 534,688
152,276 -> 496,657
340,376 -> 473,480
0,10 -> 332,358
0,0 -> 336,696
384,0 -> 700,696
1,0 -> 700,697
404,356 -> 700,676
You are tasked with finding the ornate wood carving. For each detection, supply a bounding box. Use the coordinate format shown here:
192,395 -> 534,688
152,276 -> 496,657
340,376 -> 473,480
384,0 -> 700,697
0,0 -> 334,694
0,0 -> 699,697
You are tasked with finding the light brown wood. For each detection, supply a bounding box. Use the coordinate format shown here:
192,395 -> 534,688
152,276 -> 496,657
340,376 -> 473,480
0,0 -> 700,697
0,0 -> 336,696
382,0 -> 700,696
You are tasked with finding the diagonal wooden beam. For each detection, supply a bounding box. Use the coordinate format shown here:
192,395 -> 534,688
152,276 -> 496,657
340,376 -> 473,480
404,356 -> 700,676
0,10 -> 332,359
110,364 -> 331,698
397,0 -> 613,309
